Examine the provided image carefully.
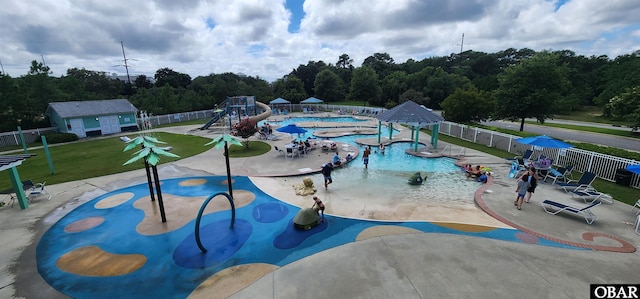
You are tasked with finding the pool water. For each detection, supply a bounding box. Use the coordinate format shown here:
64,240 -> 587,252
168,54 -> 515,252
261,117 -> 481,205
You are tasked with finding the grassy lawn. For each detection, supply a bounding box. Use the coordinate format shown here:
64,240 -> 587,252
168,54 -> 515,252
0,132 -> 212,190
433,130 -> 639,206
553,106 -> 630,126
524,121 -> 639,138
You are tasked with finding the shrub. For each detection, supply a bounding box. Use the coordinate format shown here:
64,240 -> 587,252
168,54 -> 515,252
41,132 -> 79,144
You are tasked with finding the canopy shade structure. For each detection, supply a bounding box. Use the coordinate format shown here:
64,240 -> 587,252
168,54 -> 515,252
515,135 -> 574,149
301,97 -> 323,104
269,97 -> 290,104
1,154 -> 36,209
269,97 -> 292,114
376,100 -> 444,151
377,100 -> 443,127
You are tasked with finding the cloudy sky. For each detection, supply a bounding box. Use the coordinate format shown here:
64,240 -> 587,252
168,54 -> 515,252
1,0 -> 639,82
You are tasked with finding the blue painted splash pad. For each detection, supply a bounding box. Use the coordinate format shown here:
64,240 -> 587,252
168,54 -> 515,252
37,176 -> 585,298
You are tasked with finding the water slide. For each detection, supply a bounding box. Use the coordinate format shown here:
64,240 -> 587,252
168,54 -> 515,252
200,101 -> 272,130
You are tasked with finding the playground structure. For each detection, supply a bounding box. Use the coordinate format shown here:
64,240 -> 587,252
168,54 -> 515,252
200,96 -> 271,130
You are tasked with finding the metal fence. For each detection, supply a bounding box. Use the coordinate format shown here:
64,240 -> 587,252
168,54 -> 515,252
0,127 -> 57,148
438,121 -> 640,188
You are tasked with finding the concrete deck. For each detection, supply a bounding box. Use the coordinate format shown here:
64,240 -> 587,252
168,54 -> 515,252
2,112 -> 640,299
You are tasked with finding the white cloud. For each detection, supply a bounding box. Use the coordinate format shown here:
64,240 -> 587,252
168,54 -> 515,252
0,0 -> 638,81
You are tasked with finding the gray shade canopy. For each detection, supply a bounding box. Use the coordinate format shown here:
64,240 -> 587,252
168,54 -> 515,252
376,100 -> 443,127
301,97 -> 323,104
269,97 -> 290,104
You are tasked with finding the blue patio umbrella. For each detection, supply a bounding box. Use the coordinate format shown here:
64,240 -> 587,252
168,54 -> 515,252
515,135 -> 573,148
276,124 -> 308,141
626,164 -> 640,175
276,124 -> 308,134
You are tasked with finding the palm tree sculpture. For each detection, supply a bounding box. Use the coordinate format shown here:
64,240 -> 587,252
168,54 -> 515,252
204,134 -> 243,199
123,135 -> 179,222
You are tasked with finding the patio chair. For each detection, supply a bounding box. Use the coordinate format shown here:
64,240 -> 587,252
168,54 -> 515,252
27,181 -> 52,201
555,171 -> 597,192
273,146 -> 285,157
541,199 -> 601,224
285,147 -> 298,159
507,149 -> 534,163
543,164 -> 573,184
632,199 -> 640,215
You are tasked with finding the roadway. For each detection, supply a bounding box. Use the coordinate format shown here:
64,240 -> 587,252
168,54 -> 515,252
481,119 -> 640,152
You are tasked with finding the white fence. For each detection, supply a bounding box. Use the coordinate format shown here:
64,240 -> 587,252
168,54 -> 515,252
438,121 -> 640,188
0,127 -> 57,148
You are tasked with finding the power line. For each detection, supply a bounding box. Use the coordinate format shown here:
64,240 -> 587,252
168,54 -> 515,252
121,41 -> 131,84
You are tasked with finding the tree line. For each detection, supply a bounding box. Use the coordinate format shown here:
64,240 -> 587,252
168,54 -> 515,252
1,48 -> 639,132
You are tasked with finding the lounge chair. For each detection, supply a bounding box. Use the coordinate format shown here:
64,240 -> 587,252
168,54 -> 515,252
27,181 -> 52,201
543,164 -> 573,184
541,199 -> 601,224
569,186 -> 609,204
507,149 -> 534,162
555,171 -> 597,192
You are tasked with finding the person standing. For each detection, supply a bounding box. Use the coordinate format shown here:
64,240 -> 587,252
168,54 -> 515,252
322,162 -> 334,190
362,146 -> 371,169
312,196 -> 325,222
518,167 -> 538,203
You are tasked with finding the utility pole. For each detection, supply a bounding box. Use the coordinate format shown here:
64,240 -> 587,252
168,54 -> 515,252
460,33 -> 464,54
121,41 -> 131,84
0,59 -> 5,75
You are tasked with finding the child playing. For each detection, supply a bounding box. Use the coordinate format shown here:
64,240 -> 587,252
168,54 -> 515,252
514,176 -> 531,210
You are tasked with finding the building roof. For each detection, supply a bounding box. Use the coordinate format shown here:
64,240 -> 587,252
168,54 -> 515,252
376,100 -> 444,127
269,97 -> 290,104
46,99 -> 138,118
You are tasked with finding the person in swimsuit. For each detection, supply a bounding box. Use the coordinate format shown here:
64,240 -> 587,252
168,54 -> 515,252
312,196 -> 325,222
362,146 -> 371,169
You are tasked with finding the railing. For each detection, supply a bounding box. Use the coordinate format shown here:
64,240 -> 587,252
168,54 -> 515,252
438,121 -> 640,188
0,127 -> 57,148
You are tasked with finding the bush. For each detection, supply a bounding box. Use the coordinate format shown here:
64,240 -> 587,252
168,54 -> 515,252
41,132 -> 79,144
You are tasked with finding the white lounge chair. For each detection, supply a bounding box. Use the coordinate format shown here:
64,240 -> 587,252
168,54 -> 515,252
570,186 -> 612,204
541,199 -> 601,224
27,181 -> 52,201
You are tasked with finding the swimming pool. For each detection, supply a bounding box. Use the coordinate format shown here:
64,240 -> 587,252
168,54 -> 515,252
260,117 -> 480,206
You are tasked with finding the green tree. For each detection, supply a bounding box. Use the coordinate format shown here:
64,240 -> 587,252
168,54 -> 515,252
381,71 -> 407,103
336,54 -> 354,69
606,86 -> 640,130
398,89 -> 429,107
273,76 -> 307,103
440,87 -> 494,123
154,68 -> 192,89
290,61 -> 327,96
362,52 -> 396,78
349,66 -> 381,106
314,69 -> 345,102
493,52 -> 570,131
